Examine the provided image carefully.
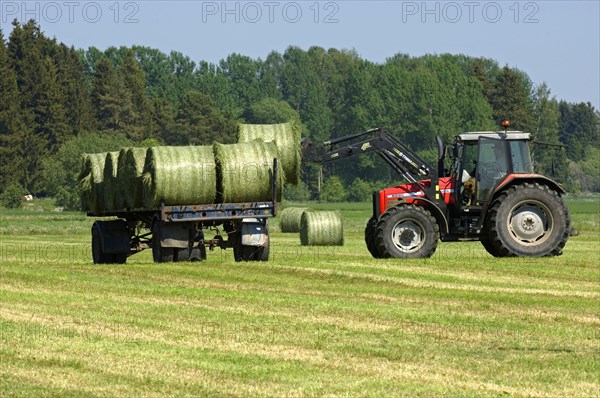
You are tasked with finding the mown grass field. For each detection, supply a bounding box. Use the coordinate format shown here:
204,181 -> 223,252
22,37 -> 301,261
1,197 -> 599,397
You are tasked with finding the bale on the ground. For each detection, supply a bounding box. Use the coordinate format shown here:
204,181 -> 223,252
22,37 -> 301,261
142,146 -> 216,208
279,207 -> 313,233
214,141 -> 283,203
300,211 -> 344,246
118,147 -> 147,209
238,122 -> 301,184
103,151 -> 121,211
80,152 -> 107,213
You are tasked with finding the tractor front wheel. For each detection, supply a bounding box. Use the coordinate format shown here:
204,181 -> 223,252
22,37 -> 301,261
485,183 -> 570,257
375,205 -> 439,259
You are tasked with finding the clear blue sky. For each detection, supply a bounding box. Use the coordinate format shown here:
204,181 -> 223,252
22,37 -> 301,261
1,0 -> 598,108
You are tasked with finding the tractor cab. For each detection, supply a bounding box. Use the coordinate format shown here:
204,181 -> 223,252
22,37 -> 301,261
451,130 -> 534,207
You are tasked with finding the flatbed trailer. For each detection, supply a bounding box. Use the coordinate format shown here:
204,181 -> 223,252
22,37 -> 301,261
88,161 -> 279,264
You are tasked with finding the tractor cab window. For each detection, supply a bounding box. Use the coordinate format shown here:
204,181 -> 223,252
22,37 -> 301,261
476,137 -> 509,203
509,140 -> 534,173
463,143 -> 478,177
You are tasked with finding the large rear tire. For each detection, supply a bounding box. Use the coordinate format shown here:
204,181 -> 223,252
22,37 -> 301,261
365,217 -> 385,258
480,236 -> 501,257
485,183 -> 570,257
375,205 -> 439,259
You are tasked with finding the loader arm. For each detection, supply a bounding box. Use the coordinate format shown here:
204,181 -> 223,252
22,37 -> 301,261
306,128 -> 433,184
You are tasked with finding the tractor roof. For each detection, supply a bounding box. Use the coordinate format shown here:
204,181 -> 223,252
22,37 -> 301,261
456,131 -> 531,142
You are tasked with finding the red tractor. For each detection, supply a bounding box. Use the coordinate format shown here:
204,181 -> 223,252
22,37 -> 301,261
306,122 -> 571,258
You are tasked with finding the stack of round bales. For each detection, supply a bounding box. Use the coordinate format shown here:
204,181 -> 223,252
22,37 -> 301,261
213,141 -> 283,203
142,145 -> 217,208
300,211 -> 344,246
238,122 -> 301,185
279,207 -> 313,233
79,152 -> 107,213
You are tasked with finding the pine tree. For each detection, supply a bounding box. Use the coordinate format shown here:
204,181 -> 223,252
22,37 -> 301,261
169,91 -> 237,145
0,29 -> 26,192
7,20 -> 69,192
532,83 -> 567,182
36,56 -> 68,151
489,66 -> 535,131
55,44 -> 93,136
149,94 -> 174,141
119,49 -> 151,140
91,58 -> 122,131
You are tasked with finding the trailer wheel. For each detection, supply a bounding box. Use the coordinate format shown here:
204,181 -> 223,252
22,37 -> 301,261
173,248 -> 189,262
375,205 -> 439,258
241,227 -> 270,261
91,221 -> 128,264
486,183 -> 570,257
92,223 -> 113,264
365,217 -> 385,258
152,222 -> 174,263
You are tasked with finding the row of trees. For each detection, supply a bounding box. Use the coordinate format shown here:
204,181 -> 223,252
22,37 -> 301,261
1,20 -> 598,209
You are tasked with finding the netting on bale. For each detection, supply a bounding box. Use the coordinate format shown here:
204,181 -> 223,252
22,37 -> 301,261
79,152 -> 107,213
213,141 -> 283,203
300,211 -> 344,246
118,147 -> 147,209
103,151 -> 121,211
238,122 -> 301,184
142,146 -> 217,208
279,207 -> 313,233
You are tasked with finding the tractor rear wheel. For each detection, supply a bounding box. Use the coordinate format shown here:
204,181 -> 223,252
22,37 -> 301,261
485,183 -> 570,257
365,217 -> 385,258
480,236 -> 501,257
375,205 -> 439,258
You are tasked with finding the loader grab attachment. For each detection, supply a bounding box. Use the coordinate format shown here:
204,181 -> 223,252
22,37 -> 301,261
306,128 -> 432,184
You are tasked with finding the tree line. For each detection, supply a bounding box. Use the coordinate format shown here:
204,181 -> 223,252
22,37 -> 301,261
0,20 -> 598,209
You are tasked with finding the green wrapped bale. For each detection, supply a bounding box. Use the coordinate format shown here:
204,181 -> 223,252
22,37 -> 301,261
213,141 -> 283,203
238,122 -> 301,184
142,146 -> 216,208
103,151 -> 121,211
279,207 -> 313,233
300,211 -> 344,246
118,147 -> 147,209
80,152 -> 107,213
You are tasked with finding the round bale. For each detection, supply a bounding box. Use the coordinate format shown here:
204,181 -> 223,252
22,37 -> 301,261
79,152 -> 107,213
103,151 -> 121,211
142,145 -> 217,208
213,141 -> 283,203
300,211 -> 344,246
279,207 -> 313,233
118,147 -> 147,209
238,122 -> 301,184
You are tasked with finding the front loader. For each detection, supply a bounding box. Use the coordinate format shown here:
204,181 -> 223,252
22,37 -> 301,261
305,122 -> 570,258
